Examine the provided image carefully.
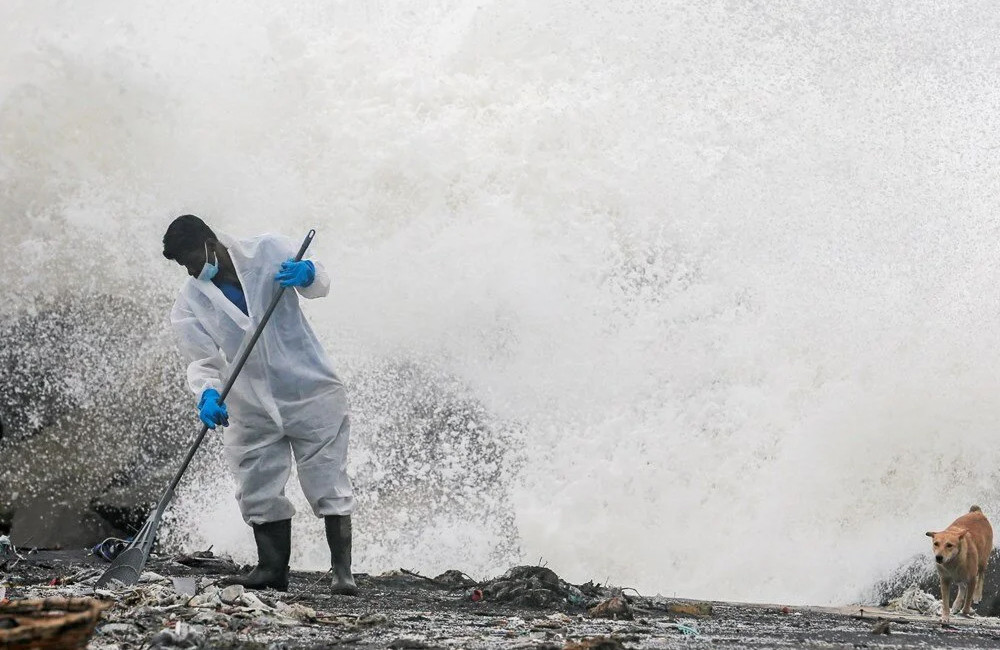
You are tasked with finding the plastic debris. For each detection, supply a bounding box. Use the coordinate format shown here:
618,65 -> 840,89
887,583 -> 940,617
672,621 -> 699,636
140,571 -> 169,583
92,537 -> 131,562
149,621 -> 203,648
239,591 -> 274,612
220,583 -> 245,604
171,576 -> 197,597
186,586 -> 223,609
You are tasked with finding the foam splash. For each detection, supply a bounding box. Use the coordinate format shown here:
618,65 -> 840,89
4,1 -> 1000,604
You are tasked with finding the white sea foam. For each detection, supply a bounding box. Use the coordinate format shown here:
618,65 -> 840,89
4,1 -> 1000,605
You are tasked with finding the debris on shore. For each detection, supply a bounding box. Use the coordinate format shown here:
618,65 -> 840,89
2,550 -> 1000,649
887,583 -> 942,617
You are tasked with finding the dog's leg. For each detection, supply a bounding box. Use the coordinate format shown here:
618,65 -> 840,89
951,583 -> 965,614
974,568 -> 985,604
940,576 -> 951,623
964,576 -> 978,617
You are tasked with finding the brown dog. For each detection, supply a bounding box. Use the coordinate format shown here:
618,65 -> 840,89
925,506 -> 993,623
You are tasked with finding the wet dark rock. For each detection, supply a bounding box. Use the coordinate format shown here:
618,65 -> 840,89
10,491 -> 115,550
0,294 -> 193,548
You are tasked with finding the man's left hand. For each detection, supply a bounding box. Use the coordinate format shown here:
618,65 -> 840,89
275,259 -> 315,288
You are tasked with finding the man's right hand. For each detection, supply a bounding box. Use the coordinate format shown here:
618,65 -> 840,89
198,388 -> 229,429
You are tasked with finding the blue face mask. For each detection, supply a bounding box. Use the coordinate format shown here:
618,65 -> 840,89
198,242 -> 219,282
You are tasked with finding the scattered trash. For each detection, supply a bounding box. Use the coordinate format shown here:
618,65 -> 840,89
91,537 -> 131,562
672,621 -> 699,636
780,606 -> 791,615
140,571 -> 169,583
149,620 -> 203,648
172,548 -> 240,573
220,583 -> 245,604
588,595 -> 634,620
478,566 -> 591,608
170,576 -> 197,597
433,569 -> 477,589
471,589 -> 484,602
276,601 -> 317,622
186,587 -> 222,609
886,583 -> 940,617
99,622 -> 139,636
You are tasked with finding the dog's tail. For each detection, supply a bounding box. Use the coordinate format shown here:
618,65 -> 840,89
970,505 -> 982,513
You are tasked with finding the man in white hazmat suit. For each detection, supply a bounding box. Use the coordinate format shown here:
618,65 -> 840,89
162,214 -> 357,595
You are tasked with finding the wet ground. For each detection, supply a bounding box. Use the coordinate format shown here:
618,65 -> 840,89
3,550 -> 1000,649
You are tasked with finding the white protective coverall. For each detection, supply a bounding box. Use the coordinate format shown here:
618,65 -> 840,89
170,232 -> 354,524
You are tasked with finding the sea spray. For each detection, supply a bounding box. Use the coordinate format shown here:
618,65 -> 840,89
3,1 -> 1000,604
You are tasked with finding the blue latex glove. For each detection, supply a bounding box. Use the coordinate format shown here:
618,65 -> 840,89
198,388 -> 229,429
274,259 -> 315,288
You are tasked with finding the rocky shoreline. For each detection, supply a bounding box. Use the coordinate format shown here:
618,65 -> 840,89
4,550 -> 1000,649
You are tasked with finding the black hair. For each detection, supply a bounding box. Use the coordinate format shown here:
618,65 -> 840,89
162,214 -> 217,261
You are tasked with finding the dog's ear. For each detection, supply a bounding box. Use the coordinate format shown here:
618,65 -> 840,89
959,530 -> 969,539
925,531 -> 936,538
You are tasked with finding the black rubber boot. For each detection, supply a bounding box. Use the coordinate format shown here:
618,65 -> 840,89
222,519 -> 291,591
325,515 -> 358,596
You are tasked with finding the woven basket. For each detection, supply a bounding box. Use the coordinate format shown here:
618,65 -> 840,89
0,597 -> 110,650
